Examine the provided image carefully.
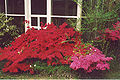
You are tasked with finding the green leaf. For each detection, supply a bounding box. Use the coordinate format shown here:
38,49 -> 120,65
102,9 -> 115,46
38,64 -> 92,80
92,27 -> 97,31
61,40 -> 71,43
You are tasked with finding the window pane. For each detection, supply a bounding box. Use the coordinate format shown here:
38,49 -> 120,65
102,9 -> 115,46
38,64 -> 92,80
52,0 -> 77,16
8,16 -> 25,34
0,0 -> 5,13
40,17 -> 47,26
51,17 -> 77,27
31,17 -> 37,26
7,0 -> 24,14
31,0 -> 47,15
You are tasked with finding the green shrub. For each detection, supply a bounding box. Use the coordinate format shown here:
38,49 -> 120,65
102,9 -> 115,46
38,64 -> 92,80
72,0 -> 120,40
69,0 -> 120,57
0,13 -> 19,48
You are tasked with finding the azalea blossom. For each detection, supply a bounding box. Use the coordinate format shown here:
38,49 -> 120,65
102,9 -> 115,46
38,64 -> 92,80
70,45 -> 113,72
0,22 -> 80,74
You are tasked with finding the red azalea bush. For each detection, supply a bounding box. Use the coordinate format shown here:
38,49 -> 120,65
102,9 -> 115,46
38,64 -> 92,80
96,21 -> 120,41
0,21 -> 113,74
105,21 -> 120,40
0,22 -> 81,74
70,44 -> 113,72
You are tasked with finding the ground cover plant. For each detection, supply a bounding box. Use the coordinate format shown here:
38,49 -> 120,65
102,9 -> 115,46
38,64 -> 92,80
0,20 -> 113,76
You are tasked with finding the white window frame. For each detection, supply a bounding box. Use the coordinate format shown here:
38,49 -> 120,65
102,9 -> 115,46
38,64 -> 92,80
4,0 -> 25,20
3,0 -> 83,32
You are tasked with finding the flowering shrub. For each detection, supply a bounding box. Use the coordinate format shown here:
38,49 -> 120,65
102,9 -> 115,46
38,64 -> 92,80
105,21 -> 120,41
0,21 -> 113,74
70,43 -> 113,72
0,22 -> 80,74
96,21 -> 120,41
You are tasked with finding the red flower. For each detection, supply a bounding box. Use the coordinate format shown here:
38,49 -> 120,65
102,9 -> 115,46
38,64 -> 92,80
97,21 -> 120,41
70,45 -> 113,72
0,22 -> 80,74
27,26 -> 30,28
30,69 -> 34,74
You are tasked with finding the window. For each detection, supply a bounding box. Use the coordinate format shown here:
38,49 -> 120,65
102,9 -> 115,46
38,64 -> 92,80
51,18 -> 77,27
0,0 -> 5,13
52,0 -> 77,16
7,0 -> 24,14
0,0 -> 25,34
0,0 -> 83,32
31,0 -> 46,15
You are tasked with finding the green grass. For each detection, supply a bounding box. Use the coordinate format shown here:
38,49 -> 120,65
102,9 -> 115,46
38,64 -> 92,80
0,60 -> 119,79
0,70 -> 78,79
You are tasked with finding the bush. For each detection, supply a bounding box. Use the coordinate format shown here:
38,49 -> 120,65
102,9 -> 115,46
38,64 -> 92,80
70,44 -> 113,72
70,0 -> 120,59
0,13 -> 19,48
0,22 -> 81,74
0,22 -> 113,74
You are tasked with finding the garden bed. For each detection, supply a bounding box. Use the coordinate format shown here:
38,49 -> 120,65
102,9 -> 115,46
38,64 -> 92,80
0,60 -> 120,79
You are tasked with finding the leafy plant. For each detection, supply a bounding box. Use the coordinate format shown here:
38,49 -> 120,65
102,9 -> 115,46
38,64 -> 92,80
93,21 -> 120,57
0,13 -> 19,48
72,0 -> 120,41
70,0 -> 120,58
71,44 -> 113,72
0,20 -> 113,74
31,60 -> 71,75
0,22 -> 81,74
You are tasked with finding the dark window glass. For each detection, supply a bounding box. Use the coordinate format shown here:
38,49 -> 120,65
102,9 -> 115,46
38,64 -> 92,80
52,0 -> 77,16
31,17 -> 37,26
51,17 -> 76,27
40,17 -> 47,26
0,0 -> 5,13
7,0 -> 24,14
31,0 -> 47,15
8,16 -> 25,34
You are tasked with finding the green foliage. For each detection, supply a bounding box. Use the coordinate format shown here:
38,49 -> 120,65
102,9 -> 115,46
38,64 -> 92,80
0,13 -> 19,48
31,61 -> 72,75
69,0 -> 120,57
81,0 -> 119,31
71,0 -> 120,40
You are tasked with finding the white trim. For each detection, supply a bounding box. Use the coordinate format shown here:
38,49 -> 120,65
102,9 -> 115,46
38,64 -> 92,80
37,17 -> 40,30
76,0 -> 83,31
5,0 -> 7,17
6,14 -> 25,16
77,0 -> 82,19
51,15 -> 78,18
30,15 -> 86,18
25,0 -> 31,32
31,26 -> 39,29
31,15 -> 47,17
47,0 -> 51,24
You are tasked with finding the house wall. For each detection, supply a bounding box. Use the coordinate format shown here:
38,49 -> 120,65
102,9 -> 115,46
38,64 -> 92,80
0,0 -> 83,33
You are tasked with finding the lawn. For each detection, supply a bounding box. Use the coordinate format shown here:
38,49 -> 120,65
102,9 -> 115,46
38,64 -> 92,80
0,60 -> 119,79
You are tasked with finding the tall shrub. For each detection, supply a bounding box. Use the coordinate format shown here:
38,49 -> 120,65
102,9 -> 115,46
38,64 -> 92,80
73,0 -> 120,41
70,0 -> 120,57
